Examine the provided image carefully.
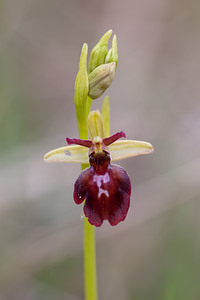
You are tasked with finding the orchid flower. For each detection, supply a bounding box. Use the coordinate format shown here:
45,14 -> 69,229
44,110 -> 153,227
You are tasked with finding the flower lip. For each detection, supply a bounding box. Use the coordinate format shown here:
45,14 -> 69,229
74,150 -> 131,226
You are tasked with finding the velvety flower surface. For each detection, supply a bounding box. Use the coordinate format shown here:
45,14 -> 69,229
74,148 -> 131,227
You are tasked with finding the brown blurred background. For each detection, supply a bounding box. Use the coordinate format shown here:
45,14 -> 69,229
1,0 -> 200,299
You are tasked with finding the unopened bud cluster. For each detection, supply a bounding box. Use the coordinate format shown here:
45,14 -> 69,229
75,29 -> 118,106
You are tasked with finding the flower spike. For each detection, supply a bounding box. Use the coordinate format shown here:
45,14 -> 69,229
44,30 -> 154,300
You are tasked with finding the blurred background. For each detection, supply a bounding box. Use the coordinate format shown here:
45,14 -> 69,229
1,0 -> 200,299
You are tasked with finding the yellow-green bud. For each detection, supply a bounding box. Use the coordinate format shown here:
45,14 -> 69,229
88,110 -> 105,139
88,62 -> 116,99
88,29 -> 112,74
105,35 -> 118,68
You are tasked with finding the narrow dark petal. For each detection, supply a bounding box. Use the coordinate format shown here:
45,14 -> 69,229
73,168 -> 91,204
103,131 -> 126,146
66,137 -> 92,148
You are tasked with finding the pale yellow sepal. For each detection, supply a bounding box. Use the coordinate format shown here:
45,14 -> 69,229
44,145 -> 88,164
44,139 -> 153,164
88,110 -> 105,139
109,140 -> 154,161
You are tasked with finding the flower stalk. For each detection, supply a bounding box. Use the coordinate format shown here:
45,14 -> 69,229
83,217 -> 98,300
44,29 -> 154,300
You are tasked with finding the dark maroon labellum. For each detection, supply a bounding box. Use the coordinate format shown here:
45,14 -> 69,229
73,150 -> 131,227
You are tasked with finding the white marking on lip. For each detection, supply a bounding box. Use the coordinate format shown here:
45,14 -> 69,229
93,173 -> 110,198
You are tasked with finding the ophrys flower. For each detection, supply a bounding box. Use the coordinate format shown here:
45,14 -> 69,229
44,110 -> 154,226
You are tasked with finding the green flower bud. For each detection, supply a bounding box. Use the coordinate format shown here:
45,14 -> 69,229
105,34 -> 118,67
74,43 -> 89,139
88,29 -> 112,74
88,62 -> 116,99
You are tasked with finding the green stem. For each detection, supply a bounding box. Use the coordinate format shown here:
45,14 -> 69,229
83,217 -> 98,300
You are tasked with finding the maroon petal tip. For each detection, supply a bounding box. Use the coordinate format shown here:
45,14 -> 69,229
120,131 -> 126,138
103,131 -> 126,146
